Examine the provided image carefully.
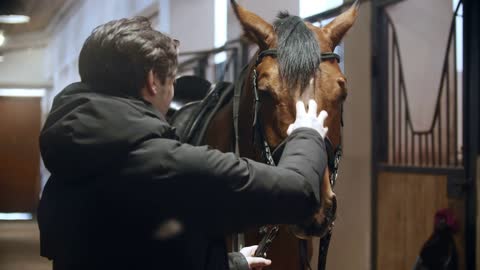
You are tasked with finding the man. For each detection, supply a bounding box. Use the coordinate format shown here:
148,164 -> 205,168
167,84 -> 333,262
38,17 -> 328,270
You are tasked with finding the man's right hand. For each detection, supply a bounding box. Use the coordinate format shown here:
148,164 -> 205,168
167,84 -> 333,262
240,245 -> 272,270
287,100 -> 328,139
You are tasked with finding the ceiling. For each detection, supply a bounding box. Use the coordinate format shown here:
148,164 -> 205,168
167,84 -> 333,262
0,0 -> 66,36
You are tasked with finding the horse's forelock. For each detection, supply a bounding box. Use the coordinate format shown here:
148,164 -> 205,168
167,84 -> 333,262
273,14 -> 321,93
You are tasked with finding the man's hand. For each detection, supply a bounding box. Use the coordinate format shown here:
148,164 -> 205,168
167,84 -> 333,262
287,100 -> 328,139
240,245 -> 272,270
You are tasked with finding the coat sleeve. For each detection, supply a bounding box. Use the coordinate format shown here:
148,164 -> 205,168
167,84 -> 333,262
228,252 -> 249,270
119,128 -> 327,233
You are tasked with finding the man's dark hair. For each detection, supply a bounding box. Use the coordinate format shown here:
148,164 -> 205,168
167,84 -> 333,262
79,17 -> 179,95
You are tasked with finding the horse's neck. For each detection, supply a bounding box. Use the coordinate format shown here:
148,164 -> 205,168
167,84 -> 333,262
204,101 -> 235,152
237,80 -> 259,159
204,63 -> 259,158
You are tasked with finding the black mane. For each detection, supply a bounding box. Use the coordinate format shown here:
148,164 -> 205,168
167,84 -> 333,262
273,12 -> 321,92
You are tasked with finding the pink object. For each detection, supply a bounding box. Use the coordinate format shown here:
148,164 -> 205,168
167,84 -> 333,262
434,208 -> 459,233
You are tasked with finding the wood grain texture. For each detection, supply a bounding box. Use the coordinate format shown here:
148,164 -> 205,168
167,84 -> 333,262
0,97 -> 41,212
376,172 -> 465,270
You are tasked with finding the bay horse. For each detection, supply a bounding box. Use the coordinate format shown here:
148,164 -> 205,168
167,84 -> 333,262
174,1 -> 358,269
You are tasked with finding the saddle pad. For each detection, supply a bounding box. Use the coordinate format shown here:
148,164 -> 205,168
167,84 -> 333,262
169,81 -> 234,146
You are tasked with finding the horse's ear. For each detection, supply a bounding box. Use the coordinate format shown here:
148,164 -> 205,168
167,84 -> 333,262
231,0 -> 275,49
323,0 -> 359,48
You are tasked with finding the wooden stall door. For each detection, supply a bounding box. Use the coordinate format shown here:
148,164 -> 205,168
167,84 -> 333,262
372,0 -> 468,269
376,172 -> 465,269
0,97 -> 41,212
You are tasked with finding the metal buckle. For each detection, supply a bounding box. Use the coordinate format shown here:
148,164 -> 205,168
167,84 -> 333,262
255,225 -> 280,258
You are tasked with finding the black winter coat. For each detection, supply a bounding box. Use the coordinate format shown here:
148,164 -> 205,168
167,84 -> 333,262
38,82 -> 328,270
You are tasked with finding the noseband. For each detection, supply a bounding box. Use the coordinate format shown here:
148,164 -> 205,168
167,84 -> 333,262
237,48 -> 343,270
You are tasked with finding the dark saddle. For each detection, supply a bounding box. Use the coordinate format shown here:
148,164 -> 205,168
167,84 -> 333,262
169,76 -> 234,146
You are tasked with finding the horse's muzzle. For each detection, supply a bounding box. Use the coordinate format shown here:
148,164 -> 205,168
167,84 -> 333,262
289,195 -> 337,239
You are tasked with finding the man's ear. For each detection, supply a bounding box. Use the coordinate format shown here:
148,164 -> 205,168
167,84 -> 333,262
145,70 -> 158,96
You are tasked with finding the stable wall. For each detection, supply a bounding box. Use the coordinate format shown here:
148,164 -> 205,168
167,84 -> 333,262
41,2 -> 374,269
45,0 -> 162,106
0,48 -> 49,88
170,0 -> 215,52
227,1 -> 373,269
227,0 -> 299,41
327,2 -> 372,270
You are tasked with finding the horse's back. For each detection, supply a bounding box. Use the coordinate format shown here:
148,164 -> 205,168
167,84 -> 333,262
169,79 -> 234,145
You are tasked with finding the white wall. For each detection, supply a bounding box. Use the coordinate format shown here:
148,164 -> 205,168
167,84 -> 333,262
45,0 -> 162,105
39,1 -> 375,268
0,48 -> 49,87
386,0 -> 453,131
40,0 -> 164,192
227,0 -> 300,41
327,2 -> 372,270
170,0 -> 215,52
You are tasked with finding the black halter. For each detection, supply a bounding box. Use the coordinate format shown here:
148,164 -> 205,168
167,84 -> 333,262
247,48 -> 343,270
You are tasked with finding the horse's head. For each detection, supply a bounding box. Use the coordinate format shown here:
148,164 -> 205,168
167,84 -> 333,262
232,0 -> 358,238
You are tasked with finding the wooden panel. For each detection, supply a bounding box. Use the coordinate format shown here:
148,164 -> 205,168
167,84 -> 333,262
0,97 -> 41,212
377,172 -> 465,270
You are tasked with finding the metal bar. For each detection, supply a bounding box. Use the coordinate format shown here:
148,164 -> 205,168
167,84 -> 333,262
447,56 -> 451,166
398,39 -> 403,165
388,12 -> 414,166
419,133 -> 423,166
431,129 -> 435,166
403,95 -> 409,165
378,164 -> 464,175
304,0 -> 366,23
425,134 -> 430,166
412,127 -> 415,166
392,29 -> 396,164
379,16 -> 390,164
462,0 -> 478,267
453,24 -> 459,167
424,134 -> 428,166
437,0 -> 462,167
438,101 -> 443,166
179,42 -> 240,56
427,134 -> 430,166
370,4 -> 385,270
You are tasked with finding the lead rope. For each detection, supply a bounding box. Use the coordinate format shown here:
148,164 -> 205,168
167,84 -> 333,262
232,66 -> 248,251
251,57 -> 281,258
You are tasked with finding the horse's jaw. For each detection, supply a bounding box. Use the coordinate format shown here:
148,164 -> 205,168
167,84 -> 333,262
290,167 -> 337,239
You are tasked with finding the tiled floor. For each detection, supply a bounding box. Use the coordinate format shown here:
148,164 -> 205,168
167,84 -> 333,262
0,220 -> 51,270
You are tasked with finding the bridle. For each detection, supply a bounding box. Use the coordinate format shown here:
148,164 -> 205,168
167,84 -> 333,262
232,48 -> 343,270
251,49 -> 343,188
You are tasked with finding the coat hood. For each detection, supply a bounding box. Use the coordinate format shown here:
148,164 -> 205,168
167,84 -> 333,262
40,82 -> 175,179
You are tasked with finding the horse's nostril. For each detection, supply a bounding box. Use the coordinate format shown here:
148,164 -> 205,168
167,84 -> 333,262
337,78 -> 346,88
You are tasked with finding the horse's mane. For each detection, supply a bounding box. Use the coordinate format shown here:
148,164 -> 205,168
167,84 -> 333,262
274,12 -> 322,92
